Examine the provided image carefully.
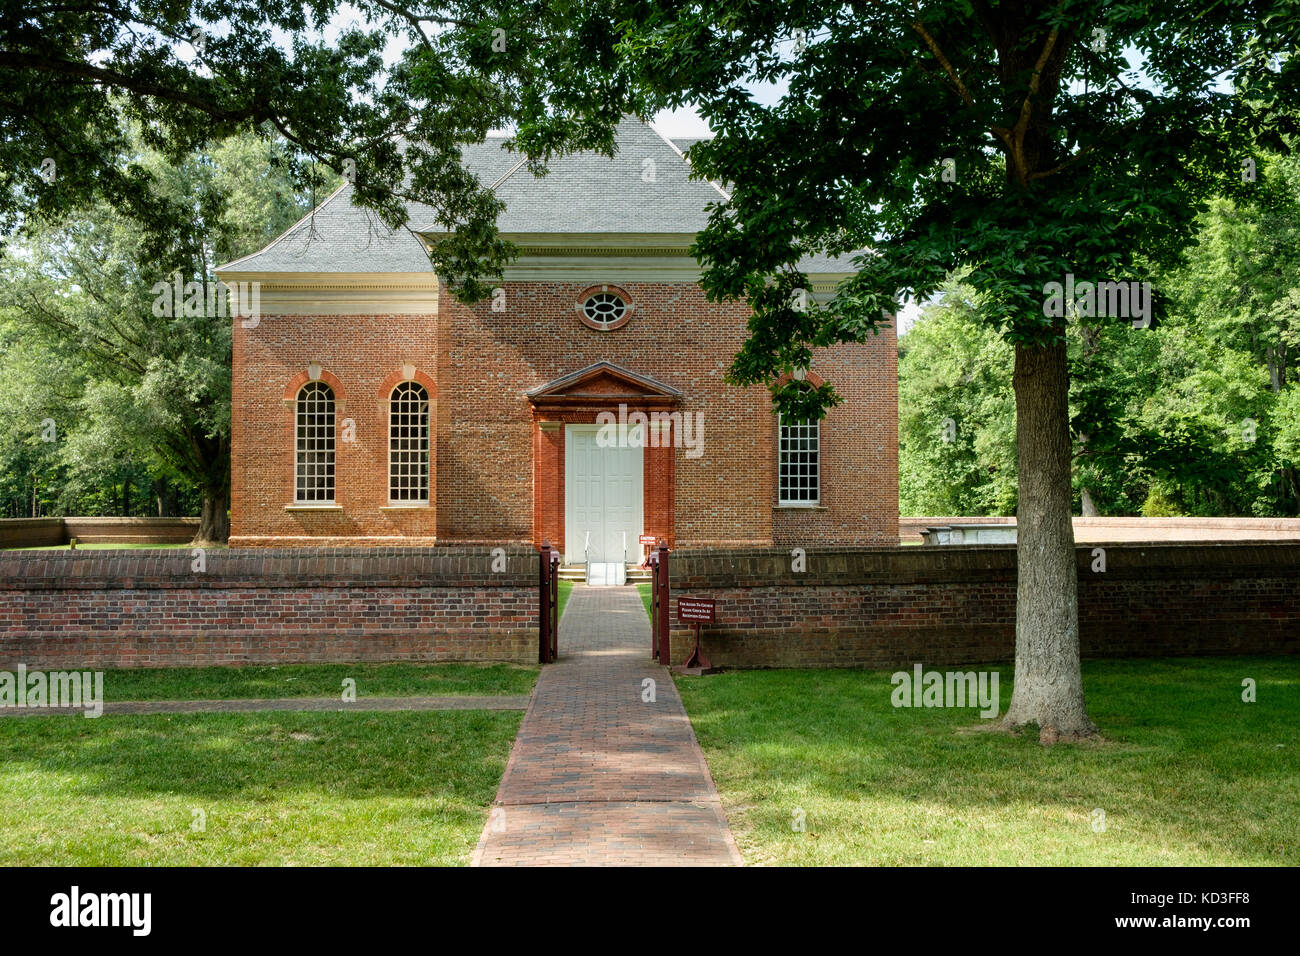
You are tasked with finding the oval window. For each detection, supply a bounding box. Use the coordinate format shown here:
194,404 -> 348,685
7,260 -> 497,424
576,286 -> 633,330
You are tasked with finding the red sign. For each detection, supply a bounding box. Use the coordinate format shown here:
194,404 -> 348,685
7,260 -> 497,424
639,534 -> 657,546
677,597 -> 716,624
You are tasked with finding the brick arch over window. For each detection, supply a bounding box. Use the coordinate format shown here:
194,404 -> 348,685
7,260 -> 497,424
282,367 -> 347,408
376,367 -> 436,400
772,369 -> 826,389
771,369 -> 828,509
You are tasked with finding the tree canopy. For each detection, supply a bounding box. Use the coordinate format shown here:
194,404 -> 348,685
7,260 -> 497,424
0,126 -> 330,537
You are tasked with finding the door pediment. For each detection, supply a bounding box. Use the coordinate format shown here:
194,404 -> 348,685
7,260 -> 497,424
527,362 -> 682,408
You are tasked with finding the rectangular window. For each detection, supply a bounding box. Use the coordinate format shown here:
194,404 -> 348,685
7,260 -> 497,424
778,417 -> 820,505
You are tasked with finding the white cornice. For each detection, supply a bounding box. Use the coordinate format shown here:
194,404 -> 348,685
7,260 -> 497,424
213,264 -> 852,299
499,256 -> 703,282
212,271 -> 439,316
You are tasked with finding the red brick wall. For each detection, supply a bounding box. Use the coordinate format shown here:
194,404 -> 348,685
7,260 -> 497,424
772,333 -> 900,546
899,516 -> 1300,543
0,518 -> 201,548
231,311 -> 440,547
0,548 -> 538,669
665,543 -> 1300,667
3,544 -> 1294,671
230,281 -> 900,548
436,281 -> 899,549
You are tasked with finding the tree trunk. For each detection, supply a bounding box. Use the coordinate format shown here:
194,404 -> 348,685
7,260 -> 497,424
194,484 -> 230,545
1001,340 -> 1098,742
1080,486 -> 1099,516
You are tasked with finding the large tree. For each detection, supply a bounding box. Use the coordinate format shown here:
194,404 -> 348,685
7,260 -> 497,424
1,0 -> 643,294
614,1 -> 1300,739
0,128 -> 328,542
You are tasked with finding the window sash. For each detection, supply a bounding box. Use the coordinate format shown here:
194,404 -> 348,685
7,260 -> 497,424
389,382 -> 430,502
778,416 -> 820,505
295,382 -> 335,502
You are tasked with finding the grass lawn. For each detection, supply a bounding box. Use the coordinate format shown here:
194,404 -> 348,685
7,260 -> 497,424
94,661 -> 538,702
676,656 -> 1300,866
0,710 -> 519,865
636,581 -> 652,619
0,661 -> 536,864
557,579 -> 574,624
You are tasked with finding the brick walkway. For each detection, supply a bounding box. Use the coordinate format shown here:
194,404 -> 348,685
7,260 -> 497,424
0,695 -> 529,717
472,585 -> 742,866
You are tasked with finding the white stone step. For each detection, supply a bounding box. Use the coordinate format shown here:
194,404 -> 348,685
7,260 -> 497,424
586,562 -> 626,586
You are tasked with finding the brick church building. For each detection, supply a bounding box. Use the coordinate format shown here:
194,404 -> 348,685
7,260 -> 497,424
217,117 -> 899,560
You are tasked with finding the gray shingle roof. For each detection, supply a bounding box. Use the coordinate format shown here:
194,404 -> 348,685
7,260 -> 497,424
216,117 -> 857,276
424,117 -> 729,236
214,183 -> 436,273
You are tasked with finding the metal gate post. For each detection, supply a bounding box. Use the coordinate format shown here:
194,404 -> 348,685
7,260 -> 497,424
655,540 -> 670,664
649,548 -> 659,660
549,544 -> 560,662
539,540 -> 553,664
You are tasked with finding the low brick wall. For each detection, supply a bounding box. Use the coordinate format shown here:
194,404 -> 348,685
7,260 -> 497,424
0,518 -> 64,549
666,544 -> 1300,668
0,547 -> 539,669
0,517 -> 201,548
64,517 -> 201,544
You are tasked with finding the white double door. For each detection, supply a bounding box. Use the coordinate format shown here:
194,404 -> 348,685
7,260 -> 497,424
565,425 -> 643,565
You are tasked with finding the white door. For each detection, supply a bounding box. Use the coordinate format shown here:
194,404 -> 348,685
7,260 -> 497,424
565,425 -> 643,565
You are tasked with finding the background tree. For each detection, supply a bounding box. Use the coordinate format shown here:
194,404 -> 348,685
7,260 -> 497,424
1,0 -> 647,295
899,276 -> 1017,516
0,127 -> 329,541
616,0 -> 1300,739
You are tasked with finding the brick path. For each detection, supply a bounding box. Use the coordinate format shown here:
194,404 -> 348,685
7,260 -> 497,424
0,695 -> 529,717
472,585 -> 742,866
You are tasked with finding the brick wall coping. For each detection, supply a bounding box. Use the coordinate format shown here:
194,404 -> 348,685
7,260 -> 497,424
0,546 -> 539,590
668,543 -> 1300,587
0,517 -> 200,548
902,515 -> 1300,529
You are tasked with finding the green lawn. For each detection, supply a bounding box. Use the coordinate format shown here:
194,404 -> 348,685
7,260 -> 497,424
0,661 -> 536,864
636,581 -> 652,619
93,661 -> 538,702
0,709 -> 519,865
557,579 -> 574,624
676,656 -> 1300,866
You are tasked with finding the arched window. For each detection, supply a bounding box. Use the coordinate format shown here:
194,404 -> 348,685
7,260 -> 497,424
389,381 -> 430,502
295,381 -> 335,502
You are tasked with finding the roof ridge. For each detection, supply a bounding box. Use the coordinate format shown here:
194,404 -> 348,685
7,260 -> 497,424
490,155 -> 530,191
645,118 -> 731,202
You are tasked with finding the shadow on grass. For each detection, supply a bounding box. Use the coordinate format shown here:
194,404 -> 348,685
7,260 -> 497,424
0,710 -> 521,804
95,661 -> 538,702
676,656 -> 1300,865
